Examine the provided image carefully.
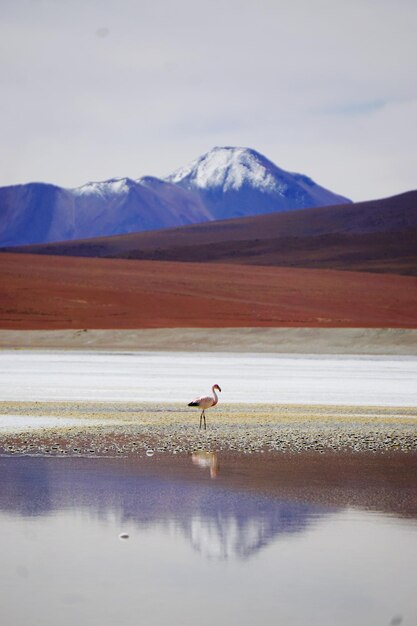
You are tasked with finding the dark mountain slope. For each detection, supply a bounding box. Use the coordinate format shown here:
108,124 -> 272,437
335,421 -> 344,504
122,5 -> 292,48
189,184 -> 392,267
6,190 -> 417,275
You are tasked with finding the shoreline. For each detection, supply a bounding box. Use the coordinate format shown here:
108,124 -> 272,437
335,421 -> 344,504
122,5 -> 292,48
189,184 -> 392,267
1,327 -> 417,354
1,401 -> 416,456
2,449 -> 417,524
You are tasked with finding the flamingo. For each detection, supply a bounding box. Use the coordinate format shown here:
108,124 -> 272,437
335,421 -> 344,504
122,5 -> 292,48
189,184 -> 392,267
188,384 -> 221,430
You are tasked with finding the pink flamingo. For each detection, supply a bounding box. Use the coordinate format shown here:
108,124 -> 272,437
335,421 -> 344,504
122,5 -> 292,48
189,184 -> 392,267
188,384 -> 221,430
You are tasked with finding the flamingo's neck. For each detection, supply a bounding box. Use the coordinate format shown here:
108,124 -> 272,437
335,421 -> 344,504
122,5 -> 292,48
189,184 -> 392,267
212,386 -> 218,406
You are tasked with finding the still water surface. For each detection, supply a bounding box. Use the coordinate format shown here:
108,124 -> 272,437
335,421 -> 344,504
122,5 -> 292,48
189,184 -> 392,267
0,454 -> 415,626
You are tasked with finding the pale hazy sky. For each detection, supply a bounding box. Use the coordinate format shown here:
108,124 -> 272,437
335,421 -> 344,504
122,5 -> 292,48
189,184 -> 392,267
1,0 -> 416,201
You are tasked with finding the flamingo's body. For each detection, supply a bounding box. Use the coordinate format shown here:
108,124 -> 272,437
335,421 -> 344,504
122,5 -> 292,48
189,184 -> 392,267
188,384 -> 221,430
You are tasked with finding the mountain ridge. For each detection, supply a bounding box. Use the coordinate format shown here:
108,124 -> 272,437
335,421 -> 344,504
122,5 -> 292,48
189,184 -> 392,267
0,147 -> 350,247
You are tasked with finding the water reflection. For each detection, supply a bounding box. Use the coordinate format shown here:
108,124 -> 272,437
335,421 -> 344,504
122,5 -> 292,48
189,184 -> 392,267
0,456 -> 329,560
191,451 -> 219,479
1,454 -> 416,626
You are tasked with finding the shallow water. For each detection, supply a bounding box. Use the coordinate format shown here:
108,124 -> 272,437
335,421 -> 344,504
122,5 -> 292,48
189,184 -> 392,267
0,454 -> 416,626
0,350 -> 416,406
0,414 -> 122,431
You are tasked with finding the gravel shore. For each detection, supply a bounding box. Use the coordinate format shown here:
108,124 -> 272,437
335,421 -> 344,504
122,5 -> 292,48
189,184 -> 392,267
1,401 -> 416,456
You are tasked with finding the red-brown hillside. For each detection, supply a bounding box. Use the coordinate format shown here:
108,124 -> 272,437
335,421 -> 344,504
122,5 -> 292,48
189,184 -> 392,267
1,253 -> 416,329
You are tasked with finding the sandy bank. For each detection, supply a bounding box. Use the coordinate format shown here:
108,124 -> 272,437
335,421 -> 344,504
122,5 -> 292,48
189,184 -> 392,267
1,327 -> 417,354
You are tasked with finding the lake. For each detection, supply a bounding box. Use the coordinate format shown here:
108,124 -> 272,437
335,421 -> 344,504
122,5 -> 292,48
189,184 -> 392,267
0,349 -> 416,625
0,452 -> 415,626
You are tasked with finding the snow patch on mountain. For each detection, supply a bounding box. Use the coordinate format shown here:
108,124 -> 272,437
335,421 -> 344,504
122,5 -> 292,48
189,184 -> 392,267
168,146 -> 285,194
73,178 -> 132,197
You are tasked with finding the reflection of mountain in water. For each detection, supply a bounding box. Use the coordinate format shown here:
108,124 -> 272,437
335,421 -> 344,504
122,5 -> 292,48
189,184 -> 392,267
184,498 -> 317,560
0,457 -> 331,560
0,457 -> 52,516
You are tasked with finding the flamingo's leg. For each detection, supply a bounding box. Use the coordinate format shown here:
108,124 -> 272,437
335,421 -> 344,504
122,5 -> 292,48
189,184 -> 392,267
203,411 -> 206,430
199,410 -> 203,429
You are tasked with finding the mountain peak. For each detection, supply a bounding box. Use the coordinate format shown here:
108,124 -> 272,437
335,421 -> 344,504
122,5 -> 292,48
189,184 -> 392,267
166,146 -> 281,193
165,146 -> 350,220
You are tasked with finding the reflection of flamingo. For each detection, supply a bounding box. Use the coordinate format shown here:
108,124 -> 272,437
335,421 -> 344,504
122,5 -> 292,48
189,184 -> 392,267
192,451 -> 219,479
188,384 -> 221,430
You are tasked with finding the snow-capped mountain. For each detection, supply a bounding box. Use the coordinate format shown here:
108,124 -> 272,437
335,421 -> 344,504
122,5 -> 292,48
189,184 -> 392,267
166,146 -> 350,219
0,147 -> 350,247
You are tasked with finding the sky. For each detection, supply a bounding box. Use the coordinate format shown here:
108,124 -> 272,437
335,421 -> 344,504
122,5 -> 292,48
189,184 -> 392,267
1,0 -> 416,201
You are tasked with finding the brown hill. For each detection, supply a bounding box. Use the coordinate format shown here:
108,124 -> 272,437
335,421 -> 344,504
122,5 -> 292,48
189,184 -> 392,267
6,190 -> 417,275
1,253 -> 416,329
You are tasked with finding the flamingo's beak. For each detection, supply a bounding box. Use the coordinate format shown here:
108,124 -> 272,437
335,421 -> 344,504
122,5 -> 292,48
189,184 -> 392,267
217,385 -> 222,392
